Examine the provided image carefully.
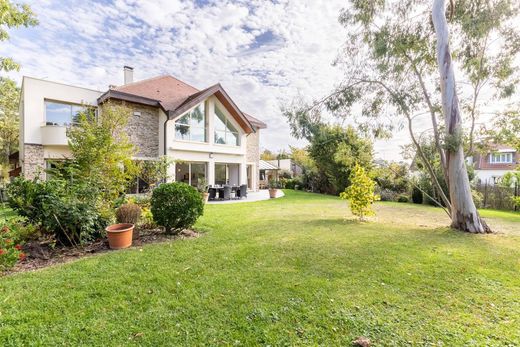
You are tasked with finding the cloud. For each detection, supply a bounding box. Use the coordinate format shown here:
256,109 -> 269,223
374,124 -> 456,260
0,0 -> 414,161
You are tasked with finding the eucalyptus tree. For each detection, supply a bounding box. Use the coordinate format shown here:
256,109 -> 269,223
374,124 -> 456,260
284,0 -> 519,233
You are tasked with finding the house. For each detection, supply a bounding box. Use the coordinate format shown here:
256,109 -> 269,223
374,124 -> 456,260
266,158 -> 303,177
258,159 -> 279,189
469,144 -> 519,184
16,67 -> 267,191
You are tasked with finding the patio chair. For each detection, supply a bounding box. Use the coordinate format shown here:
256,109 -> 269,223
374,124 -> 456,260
208,188 -> 217,201
223,185 -> 232,200
237,184 -> 247,199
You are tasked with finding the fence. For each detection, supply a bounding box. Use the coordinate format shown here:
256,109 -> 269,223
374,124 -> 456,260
474,182 -> 519,211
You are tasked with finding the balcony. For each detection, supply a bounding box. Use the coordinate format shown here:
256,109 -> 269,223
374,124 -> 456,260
40,124 -> 68,146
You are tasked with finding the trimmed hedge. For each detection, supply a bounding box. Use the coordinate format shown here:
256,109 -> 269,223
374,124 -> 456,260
151,182 -> 204,234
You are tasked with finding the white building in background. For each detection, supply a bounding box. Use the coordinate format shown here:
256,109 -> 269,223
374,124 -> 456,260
15,67 -> 267,191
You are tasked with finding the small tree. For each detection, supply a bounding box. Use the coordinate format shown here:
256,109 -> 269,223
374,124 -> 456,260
340,163 -> 376,220
67,102 -> 138,208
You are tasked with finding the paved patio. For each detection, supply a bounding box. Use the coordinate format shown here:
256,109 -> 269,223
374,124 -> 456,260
207,189 -> 284,204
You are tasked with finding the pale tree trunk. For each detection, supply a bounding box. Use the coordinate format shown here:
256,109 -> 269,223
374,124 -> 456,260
432,0 -> 491,233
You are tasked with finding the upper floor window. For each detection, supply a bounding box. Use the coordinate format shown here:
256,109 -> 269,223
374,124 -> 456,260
489,152 -> 513,164
175,103 -> 206,142
214,106 -> 239,146
45,101 -> 88,126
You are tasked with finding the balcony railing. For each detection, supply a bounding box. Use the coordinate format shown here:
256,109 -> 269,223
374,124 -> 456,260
40,124 -> 69,146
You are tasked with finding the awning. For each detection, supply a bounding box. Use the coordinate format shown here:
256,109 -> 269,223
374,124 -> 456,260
259,160 -> 279,170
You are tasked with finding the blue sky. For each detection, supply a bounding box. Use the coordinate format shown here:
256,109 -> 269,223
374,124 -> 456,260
1,0 -> 408,160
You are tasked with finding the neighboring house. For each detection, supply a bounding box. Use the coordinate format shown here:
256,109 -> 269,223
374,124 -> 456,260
469,144 -> 519,184
16,67 -> 267,191
258,159 -> 279,189
266,158 -> 302,177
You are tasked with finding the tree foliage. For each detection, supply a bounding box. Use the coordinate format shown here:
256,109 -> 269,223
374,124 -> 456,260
308,125 -> 373,194
0,0 -> 38,72
67,102 -> 138,207
340,163 -> 376,220
0,77 -> 19,167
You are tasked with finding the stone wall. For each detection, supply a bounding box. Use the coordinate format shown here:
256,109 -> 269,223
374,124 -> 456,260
246,131 -> 260,191
22,144 -> 45,180
124,103 -> 160,158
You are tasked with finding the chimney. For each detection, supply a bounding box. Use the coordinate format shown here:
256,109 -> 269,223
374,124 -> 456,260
123,66 -> 133,84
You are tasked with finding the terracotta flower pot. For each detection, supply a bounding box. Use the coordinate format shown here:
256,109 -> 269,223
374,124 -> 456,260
202,192 -> 209,203
269,188 -> 278,199
106,223 -> 134,249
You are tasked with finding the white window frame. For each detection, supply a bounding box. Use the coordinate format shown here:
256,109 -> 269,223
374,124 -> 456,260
44,100 -> 93,126
174,103 -> 207,143
489,152 -> 513,164
214,106 -> 240,146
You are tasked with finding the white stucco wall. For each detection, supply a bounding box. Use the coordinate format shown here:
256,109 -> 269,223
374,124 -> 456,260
21,77 -> 102,145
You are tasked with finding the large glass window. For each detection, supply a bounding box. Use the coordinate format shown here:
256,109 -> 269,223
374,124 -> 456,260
175,103 -> 207,142
490,152 -> 513,164
175,162 -> 207,187
214,106 -> 239,146
45,101 -> 89,126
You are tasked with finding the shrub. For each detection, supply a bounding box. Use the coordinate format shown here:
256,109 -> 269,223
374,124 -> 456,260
411,187 -> 423,204
472,189 -> 484,209
115,203 -> 141,225
7,176 -> 106,246
397,195 -> 409,203
151,182 -> 204,234
379,189 -> 398,201
340,163 -> 376,220
140,207 -> 157,229
0,221 -> 28,271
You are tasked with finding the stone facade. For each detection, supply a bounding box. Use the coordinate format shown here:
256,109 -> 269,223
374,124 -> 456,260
22,144 -> 45,180
124,103 -> 160,158
246,131 -> 260,191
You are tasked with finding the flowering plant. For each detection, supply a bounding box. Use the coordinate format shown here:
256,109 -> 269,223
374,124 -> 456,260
0,223 -> 26,271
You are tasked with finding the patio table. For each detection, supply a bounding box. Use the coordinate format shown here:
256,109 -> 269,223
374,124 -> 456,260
209,186 -> 238,200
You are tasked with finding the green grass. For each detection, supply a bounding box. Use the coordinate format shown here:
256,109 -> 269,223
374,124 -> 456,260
1,191 -> 519,346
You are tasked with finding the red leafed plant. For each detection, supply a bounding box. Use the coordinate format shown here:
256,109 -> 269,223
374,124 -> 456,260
0,223 -> 26,272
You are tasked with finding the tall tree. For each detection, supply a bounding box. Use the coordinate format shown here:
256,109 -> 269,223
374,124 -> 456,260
284,0 -> 519,233
0,77 -> 19,166
432,0 -> 490,232
0,0 -> 38,72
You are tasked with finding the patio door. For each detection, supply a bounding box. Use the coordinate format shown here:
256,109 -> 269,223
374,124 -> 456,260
175,162 -> 207,187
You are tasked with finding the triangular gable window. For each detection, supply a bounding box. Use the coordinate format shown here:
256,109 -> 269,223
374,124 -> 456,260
174,103 -> 206,142
214,106 -> 239,146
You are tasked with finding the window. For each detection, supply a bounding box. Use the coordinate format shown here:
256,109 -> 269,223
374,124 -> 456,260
45,101 -> 90,126
175,103 -> 206,142
214,106 -> 239,146
175,162 -> 207,187
489,152 -> 513,164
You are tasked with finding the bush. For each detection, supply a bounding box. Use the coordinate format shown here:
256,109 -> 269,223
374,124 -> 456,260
115,203 -> 141,225
340,163 -> 376,220
7,176 -> 106,246
397,195 -> 409,203
284,177 -> 302,190
411,187 -> 423,204
151,182 -> 204,234
472,189 -> 484,209
140,207 -> 157,229
0,220 -> 29,271
379,189 -> 398,201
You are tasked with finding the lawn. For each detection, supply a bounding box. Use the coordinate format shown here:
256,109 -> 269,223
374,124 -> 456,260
1,190 -> 519,345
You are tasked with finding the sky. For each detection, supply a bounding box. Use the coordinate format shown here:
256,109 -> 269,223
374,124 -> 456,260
1,0 -> 425,162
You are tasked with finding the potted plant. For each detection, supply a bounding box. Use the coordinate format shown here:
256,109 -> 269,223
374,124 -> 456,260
197,178 -> 209,203
268,179 -> 279,199
106,203 -> 141,249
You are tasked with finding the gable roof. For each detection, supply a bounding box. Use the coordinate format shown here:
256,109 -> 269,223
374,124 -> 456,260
98,75 -> 265,133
